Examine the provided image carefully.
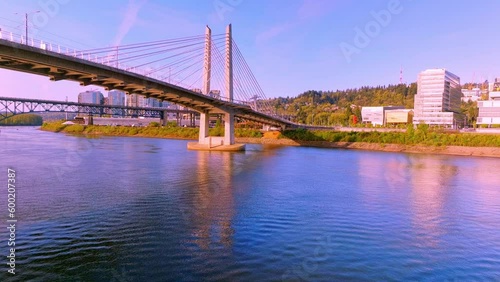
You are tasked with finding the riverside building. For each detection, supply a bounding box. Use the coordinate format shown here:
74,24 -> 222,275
78,90 -> 104,104
477,79 -> 500,125
107,90 -> 126,106
413,69 -> 464,128
361,106 -> 406,126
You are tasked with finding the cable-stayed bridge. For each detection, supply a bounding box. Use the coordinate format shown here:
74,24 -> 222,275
0,25 -> 297,150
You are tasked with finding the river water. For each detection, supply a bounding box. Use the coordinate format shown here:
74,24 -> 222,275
0,127 -> 499,281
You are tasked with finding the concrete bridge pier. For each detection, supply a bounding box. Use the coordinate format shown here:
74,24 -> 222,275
224,111 -> 235,146
198,111 -> 210,143
161,110 -> 168,126
87,114 -> 93,125
188,109 -> 244,151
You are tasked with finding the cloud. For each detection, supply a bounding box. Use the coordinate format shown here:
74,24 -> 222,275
255,0 -> 339,44
111,0 -> 148,46
255,22 -> 295,44
297,0 -> 339,20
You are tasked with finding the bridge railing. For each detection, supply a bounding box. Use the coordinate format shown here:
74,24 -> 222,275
0,30 -> 256,106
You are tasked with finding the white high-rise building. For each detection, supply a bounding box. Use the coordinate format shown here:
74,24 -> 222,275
413,69 -> 464,128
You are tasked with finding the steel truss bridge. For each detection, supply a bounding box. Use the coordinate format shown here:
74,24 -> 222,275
0,96 -> 195,122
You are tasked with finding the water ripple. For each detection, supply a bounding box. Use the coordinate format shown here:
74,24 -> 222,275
0,127 -> 498,281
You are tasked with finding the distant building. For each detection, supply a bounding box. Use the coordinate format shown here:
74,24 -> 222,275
105,90 -> 126,117
78,90 -> 104,117
126,94 -> 145,108
78,90 -> 104,104
461,88 -> 482,102
413,69 -> 464,128
361,106 -> 405,126
486,78 -> 500,94
489,91 -> 500,100
477,89 -> 500,125
209,90 -> 221,99
144,97 -> 161,108
489,82 -> 495,92
477,100 -> 500,125
108,90 -> 126,106
385,109 -> 414,125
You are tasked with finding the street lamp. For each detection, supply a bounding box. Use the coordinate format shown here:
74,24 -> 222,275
15,11 -> 40,45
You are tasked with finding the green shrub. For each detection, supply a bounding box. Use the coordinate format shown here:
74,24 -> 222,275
63,124 -> 85,133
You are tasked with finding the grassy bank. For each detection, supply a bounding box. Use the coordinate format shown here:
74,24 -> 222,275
41,121 -> 263,139
281,125 -> 500,147
41,121 -> 500,148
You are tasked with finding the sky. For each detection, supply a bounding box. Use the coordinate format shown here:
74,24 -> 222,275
0,0 -> 499,102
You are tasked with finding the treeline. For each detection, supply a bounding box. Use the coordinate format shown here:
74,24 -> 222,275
0,114 -> 43,126
41,121 -> 263,139
267,83 -> 417,125
282,125 -> 500,147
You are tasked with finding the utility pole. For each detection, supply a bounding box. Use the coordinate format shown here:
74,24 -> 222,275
15,11 -> 40,45
25,13 -> 28,44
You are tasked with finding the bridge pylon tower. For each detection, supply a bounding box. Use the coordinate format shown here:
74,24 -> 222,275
188,24 -> 245,151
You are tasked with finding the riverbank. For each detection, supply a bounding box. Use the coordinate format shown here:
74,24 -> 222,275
40,122 -> 500,158
237,137 -> 500,158
0,113 -> 43,126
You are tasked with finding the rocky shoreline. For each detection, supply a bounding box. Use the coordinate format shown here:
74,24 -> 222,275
236,137 -> 500,158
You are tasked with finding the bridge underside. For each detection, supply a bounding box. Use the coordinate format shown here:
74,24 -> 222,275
0,39 -> 294,129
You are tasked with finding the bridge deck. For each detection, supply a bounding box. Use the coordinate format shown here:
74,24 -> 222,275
0,39 -> 296,128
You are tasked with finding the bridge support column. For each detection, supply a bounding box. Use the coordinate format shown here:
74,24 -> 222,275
188,110 -> 244,151
87,114 -> 93,125
198,111 -> 210,144
161,110 -> 168,126
224,111 -> 235,145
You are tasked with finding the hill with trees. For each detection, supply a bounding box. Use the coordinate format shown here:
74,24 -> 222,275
0,114 -> 43,126
267,83 -> 480,126
267,83 -> 417,126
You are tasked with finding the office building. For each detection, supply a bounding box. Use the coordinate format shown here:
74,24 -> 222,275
461,88 -> 482,102
126,94 -> 146,108
144,97 -> 162,108
477,100 -> 500,125
361,106 -> 405,126
477,81 -> 500,125
413,69 -> 464,128
108,90 -> 126,106
385,109 -> 414,124
78,90 -> 104,104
